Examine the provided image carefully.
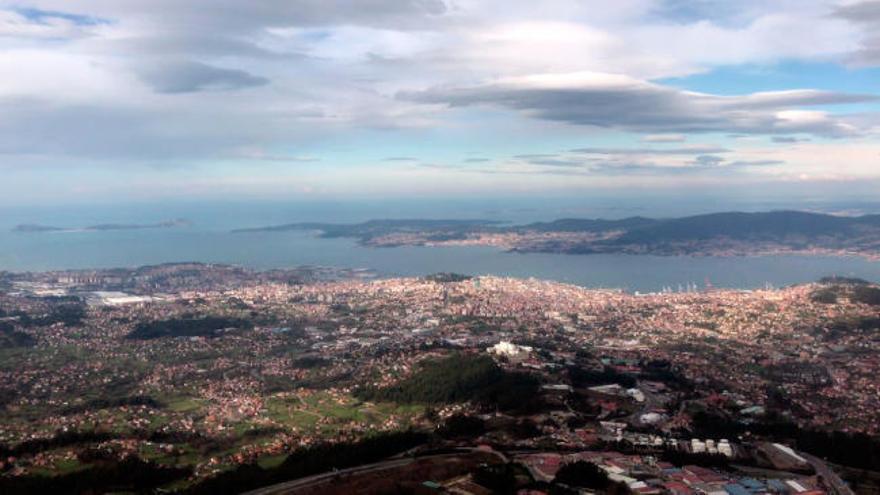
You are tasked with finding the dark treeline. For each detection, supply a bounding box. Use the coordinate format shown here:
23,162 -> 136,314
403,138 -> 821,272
0,321 -> 35,348
291,355 -> 331,369
0,456 -> 190,495
639,359 -> 692,389
818,276 -> 872,286
355,353 -> 541,412
1,431 -> 428,494
812,282 -> 880,306
437,413 -> 486,439
185,430 -> 429,495
660,448 -> 731,468
0,427 -> 226,460
853,286 -> 880,305
472,463 -> 525,494
126,316 -> 254,339
690,411 -> 880,471
552,461 -> 628,495
0,431 -> 115,459
0,388 -> 17,408
9,303 -> 86,328
823,316 -> 880,339
567,365 -> 636,389
811,288 -> 840,304
139,428 -> 246,457
60,395 -> 163,415
796,430 -> 880,472
425,272 -> 472,283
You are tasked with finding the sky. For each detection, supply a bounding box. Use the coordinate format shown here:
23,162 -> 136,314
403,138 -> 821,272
1,0 -> 880,206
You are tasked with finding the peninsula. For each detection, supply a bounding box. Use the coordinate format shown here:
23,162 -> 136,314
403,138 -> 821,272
234,211 -> 880,259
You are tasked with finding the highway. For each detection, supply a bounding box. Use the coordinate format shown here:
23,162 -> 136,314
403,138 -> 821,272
242,444 -> 853,495
242,449 -> 503,495
242,457 -> 417,495
800,451 -> 855,495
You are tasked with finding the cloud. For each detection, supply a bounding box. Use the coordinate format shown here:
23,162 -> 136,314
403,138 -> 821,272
94,34 -> 304,60
480,156 -> 784,177
415,162 -> 461,170
642,133 -> 686,143
0,94 -> 334,162
836,0 -> 880,19
580,155 -> 784,175
0,99 -> 225,159
513,153 -> 560,159
1,0 -> 879,202
12,7 -> 109,26
230,147 -> 320,162
401,71 -> 877,137
834,0 -> 880,65
0,7 -> 107,39
771,136 -> 810,143
692,154 -> 725,166
726,159 -> 784,167
510,154 -> 586,167
383,156 -> 418,161
523,157 -> 584,167
496,144 -> 785,177
570,145 -> 730,155
13,1 -> 450,33
136,61 -> 269,94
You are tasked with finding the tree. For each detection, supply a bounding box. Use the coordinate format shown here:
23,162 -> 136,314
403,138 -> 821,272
553,461 -> 609,489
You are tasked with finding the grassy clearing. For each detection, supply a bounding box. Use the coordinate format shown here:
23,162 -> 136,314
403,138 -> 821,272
164,396 -> 204,413
257,454 -> 287,469
264,391 -> 423,433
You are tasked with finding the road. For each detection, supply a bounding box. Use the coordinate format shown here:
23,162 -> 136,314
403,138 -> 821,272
241,457 -> 417,495
800,451 -> 855,495
243,445 -> 852,495
625,381 -> 665,425
242,448 -> 504,495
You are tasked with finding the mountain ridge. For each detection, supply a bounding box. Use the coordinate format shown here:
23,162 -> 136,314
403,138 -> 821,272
233,210 -> 880,258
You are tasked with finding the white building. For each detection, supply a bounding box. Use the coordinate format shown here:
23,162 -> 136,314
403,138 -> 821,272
487,341 -> 533,358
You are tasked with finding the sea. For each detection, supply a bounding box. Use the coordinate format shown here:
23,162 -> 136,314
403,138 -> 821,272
1,199 -> 879,293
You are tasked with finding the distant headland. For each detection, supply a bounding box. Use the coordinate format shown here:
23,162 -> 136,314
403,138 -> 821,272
234,211 -> 880,259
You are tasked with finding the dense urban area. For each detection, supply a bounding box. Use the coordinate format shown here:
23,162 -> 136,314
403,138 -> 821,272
1,263 -> 879,494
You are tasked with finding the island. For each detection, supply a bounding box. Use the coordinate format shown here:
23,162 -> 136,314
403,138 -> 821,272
12,219 -> 192,233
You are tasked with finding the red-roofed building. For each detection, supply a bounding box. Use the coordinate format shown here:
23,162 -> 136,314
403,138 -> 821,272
521,453 -> 562,481
633,485 -> 663,495
683,465 -> 727,483
664,481 -> 696,495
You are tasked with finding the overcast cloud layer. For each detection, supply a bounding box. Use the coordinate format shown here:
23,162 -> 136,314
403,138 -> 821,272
1,0 -> 879,202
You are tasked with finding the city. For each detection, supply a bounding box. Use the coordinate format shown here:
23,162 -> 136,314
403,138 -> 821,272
3,0 -> 880,493
1,264 -> 878,493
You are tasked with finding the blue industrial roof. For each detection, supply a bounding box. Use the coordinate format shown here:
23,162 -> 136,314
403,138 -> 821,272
725,483 -> 753,495
767,479 -> 789,492
740,478 -> 765,490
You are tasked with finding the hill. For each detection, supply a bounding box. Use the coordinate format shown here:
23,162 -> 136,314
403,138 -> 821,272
230,211 -> 880,257
610,211 -> 880,244
355,353 -> 540,412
